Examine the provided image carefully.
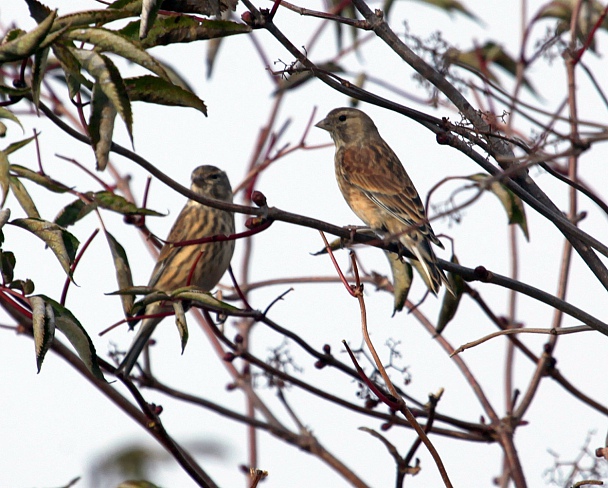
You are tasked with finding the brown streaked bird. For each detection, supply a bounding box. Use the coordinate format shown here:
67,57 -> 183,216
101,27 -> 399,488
315,107 -> 452,295
117,165 -> 235,376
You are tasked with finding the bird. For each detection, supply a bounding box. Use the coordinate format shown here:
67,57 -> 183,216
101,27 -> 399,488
315,107 -> 452,295
117,165 -> 235,376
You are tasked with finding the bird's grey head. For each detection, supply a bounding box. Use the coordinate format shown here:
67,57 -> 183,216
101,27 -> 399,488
315,107 -> 379,146
190,165 -> 233,201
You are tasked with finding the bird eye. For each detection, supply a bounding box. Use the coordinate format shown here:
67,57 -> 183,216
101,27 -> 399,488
208,173 -> 220,180
338,115 -> 346,122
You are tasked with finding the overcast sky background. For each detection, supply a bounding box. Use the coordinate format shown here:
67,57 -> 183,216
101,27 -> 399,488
2,1 -> 608,487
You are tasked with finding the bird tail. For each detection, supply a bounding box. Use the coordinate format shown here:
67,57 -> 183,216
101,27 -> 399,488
407,238 -> 455,296
116,315 -> 161,377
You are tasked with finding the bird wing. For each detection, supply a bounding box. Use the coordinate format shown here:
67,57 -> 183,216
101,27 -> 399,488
340,143 -> 442,246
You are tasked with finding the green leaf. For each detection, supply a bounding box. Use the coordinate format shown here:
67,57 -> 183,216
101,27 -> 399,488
37,295 -> 106,380
9,176 -> 41,218
385,251 -> 412,316
172,300 -> 188,353
0,208 -> 10,245
0,107 -> 23,133
10,218 -> 79,277
10,279 -> 35,295
65,27 -> 169,80
72,49 -> 133,145
0,150 -> 9,207
470,174 -> 529,240
414,0 -> 480,21
9,164 -> 71,193
51,43 -> 91,98
0,250 -> 16,283
31,295 -> 55,373
125,75 -> 207,115
54,199 -> 96,228
446,42 -> 537,96
89,82 -> 117,171
0,10 -> 56,63
31,46 -> 50,108
171,287 -> 240,313
119,16 -> 251,49
4,135 -> 35,155
86,191 -> 164,216
140,0 -> 163,40
104,231 -> 134,316
435,255 -> 465,335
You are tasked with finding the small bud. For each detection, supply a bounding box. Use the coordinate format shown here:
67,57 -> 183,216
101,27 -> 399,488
380,422 -> 392,431
241,11 -> 253,25
223,352 -> 236,362
245,217 -> 264,229
473,266 -> 490,282
314,360 -> 327,369
322,344 -> 331,354
234,333 -> 244,344
251,191 -> 267,207
364,399 -> 379,409
436,132 -> 450,145
226,382 -> 237,391
149,403 -> 163,415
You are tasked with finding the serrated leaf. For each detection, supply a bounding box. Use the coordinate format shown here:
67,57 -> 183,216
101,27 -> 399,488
119,16 -> 251,49
171,287 -> 240,312
470,174 -> 529,240
0,107 -> 23,133
435,255 -> 465,335
31,295 -> 55,373
10,218 -> 79,277
24,0 -> 53,24
446,42 -> 537,95
9,176 -> 41,218
108,286 -> 157,296
385,251 -> 412,316
4,135 -> 35,155
172,300 -> 188,353
37,295 -> 106,380
125,75 -> 207,115
54,199 -> 96,227
0,208 -> 9,246
65,27 -> 169,80
416,0 -> 480,21
104,231 -> 134,316
72,49 -> 133,146
0,250 -> 16,283
9,164 -> 71,193
89,83 -> 117,171
31,46 -> 50,108
535,0 -> 608,53
87,191 -> 164,216
0,150 -> 9,207
0,10 -> 56,63
140,0 -> 162,39
10,279 -> 35,295
51,43 -> 91,98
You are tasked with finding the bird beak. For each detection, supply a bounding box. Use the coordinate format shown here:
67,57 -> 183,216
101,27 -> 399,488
314,117 -> 329,131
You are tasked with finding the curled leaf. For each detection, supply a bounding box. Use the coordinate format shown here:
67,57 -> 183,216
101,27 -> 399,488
385,251 -> 413,316
104,231 -> 134,316
435,255 -> 465,335
31,295 -> 55,373
10,218 -> 79,278
172,300 -> 188,354
469,174 -> 529,240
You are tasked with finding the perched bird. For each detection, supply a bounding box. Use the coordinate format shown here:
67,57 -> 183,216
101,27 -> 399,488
315,107 -> 452,295
117,165 -> 235,376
